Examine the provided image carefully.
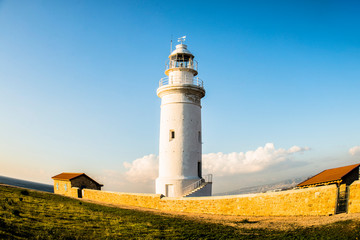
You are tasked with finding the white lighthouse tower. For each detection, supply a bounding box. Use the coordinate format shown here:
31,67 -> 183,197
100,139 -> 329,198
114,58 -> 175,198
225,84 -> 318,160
156,37 -> 212,197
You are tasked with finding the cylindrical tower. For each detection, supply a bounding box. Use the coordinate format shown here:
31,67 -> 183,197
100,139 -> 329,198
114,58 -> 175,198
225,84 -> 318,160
156,41 -> 211,197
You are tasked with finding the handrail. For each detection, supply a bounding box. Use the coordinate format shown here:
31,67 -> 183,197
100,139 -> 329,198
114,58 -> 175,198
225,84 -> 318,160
182,174 -> 212,197
203,174 -> 213,183
159,76 -> 204,88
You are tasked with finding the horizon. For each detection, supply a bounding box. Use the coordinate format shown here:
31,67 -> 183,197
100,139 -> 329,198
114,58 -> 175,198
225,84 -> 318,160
1,1 -> 359,194
0,172 -> 307,196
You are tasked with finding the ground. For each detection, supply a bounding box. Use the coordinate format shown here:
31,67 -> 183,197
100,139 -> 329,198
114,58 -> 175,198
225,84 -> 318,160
90,199 -> 360,231
1,184 -> 360,239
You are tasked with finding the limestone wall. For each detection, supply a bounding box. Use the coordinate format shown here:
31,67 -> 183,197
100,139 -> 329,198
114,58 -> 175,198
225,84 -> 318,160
54,180 -> 72,197
348,180 -> 360,213
82,189 -> 162,209
162,185 -> 337,216
69,187 -> 79,198
53,180 -> 79,198
82,184 -> 337,216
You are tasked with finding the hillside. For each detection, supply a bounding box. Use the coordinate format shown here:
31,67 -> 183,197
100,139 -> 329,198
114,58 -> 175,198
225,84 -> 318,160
214,177 -> 307,196
1,184 -> 360,239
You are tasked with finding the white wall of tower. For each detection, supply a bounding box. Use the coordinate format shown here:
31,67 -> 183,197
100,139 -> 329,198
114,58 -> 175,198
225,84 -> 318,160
156,85 -> 204,197
168,70 -> 194,85
155,43 -> 210,197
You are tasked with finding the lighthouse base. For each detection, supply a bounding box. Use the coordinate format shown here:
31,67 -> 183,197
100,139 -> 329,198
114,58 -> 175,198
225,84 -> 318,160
156,177 -> 212,198
155,177 -> 199,197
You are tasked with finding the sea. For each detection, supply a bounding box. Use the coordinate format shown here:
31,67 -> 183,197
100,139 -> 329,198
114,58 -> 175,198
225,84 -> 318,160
0,175 -> 53,193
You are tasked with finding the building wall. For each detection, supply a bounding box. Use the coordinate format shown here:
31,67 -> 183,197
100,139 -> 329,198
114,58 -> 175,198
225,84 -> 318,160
343,167 -> 359,185
53,180 -> 78,198
70,175 -> 101,190
348,180 -> 360,213
82,184 -> 337,216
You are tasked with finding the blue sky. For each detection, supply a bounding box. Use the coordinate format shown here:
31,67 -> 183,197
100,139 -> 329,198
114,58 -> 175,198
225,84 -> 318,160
1,1 -> 359,193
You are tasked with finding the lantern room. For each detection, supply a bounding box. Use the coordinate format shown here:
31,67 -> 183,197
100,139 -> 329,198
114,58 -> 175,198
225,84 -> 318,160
165,44 -> 198,76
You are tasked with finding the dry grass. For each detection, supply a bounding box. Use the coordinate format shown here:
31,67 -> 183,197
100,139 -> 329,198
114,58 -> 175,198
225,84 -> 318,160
1,184 -> 360,239
85,198 -> 360,230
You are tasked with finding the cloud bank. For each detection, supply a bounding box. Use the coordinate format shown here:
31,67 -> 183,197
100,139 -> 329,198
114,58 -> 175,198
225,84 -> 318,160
349,146 -> 360,156
202,143 -> 309,176
123,143 -> 309,182
123,154 -> 159,183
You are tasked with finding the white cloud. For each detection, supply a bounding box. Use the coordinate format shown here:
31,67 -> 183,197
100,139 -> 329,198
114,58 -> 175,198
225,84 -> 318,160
202,143 -> 309,176
98,169 -> 126,187
123,154 -> 158,183
98,168 -> 155,193
122,143 -> 309,182
349,146 -> 360,156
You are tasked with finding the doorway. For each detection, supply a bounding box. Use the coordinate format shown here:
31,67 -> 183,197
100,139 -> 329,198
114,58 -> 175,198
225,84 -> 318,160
77,188 -> 82,198
165,184 -> 174,197
336,184 -> 349,214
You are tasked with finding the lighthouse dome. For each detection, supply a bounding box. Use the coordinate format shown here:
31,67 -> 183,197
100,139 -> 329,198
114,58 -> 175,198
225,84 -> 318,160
169,44 -> 193,57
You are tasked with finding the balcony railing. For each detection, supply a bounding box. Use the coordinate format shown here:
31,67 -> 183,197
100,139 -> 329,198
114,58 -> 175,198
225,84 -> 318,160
159,76 -> 204,88
165,60 -> 198,72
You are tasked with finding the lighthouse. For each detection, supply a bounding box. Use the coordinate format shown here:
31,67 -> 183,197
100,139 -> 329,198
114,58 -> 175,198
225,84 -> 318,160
155,37 -> 212,197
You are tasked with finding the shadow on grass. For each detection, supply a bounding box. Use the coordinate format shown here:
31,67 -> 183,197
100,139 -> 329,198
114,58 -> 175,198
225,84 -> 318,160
235,219 -> 259,224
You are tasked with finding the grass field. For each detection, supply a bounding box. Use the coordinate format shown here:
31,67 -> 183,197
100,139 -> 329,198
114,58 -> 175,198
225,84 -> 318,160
1,184 -> 360,239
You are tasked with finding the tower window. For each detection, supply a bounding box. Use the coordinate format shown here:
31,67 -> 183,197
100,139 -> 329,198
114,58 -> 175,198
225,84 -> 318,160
198,131 -> 201,143
198,162 -> 202,178
169,130 -> 175,141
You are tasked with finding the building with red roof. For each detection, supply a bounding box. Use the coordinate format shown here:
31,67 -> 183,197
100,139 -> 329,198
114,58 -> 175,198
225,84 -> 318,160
297,163 -> 360,188
52,172 -> 103,197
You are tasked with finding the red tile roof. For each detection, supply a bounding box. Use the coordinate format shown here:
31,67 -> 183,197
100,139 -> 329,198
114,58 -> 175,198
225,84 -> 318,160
52,172 -> 103,186
52,173 -> 85,180
297,163 -> 360,187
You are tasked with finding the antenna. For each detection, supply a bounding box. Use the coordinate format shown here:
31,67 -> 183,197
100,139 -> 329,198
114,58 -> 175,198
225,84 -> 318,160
178,36 -> 186,44
170,34 -> 173,54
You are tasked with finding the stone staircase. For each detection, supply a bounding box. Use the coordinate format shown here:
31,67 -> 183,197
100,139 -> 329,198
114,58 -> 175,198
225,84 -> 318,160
182,174 -> 212,197
183,182 -> 209,197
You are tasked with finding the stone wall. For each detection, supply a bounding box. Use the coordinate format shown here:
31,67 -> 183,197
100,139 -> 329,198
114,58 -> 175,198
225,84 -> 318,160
69,187 -> 79,198
82,184 -> 338,216
53,180 -> 71,196
53,180 -> 80,198
348,180 -> 360,213
162,185 -> 337,216
82,189 -> 162,209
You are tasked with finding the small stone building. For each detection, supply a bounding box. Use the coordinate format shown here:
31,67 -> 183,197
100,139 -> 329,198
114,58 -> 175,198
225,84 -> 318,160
297,163 -> 360,213
52,173 -> 103,198
297,163 -> 360,189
